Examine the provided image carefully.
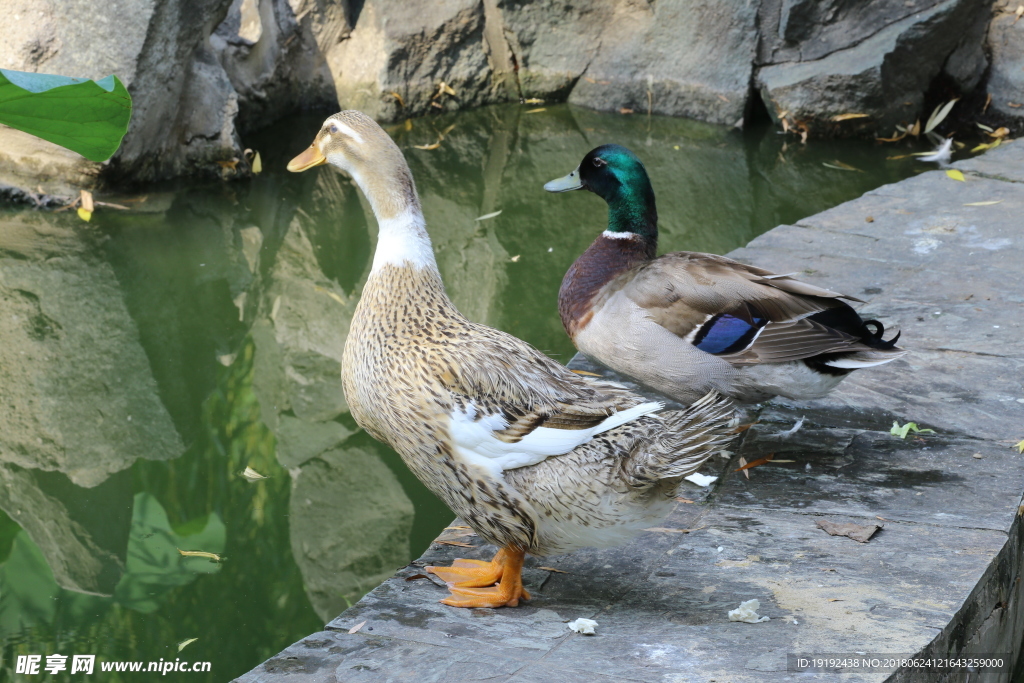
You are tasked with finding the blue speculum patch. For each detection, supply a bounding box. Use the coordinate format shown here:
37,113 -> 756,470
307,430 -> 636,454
692,313 -> 766,355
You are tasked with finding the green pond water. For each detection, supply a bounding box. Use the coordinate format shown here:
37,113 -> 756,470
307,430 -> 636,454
0,103 -> 934,680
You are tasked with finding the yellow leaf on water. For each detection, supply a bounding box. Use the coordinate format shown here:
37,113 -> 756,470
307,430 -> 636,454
525,107 -> 546,114
177,548 -> 224,562
475,210 -> 502,221
946,169 -> 966,182
77,208 -> 92,222
523,98 -> 545,105
830,113 -> 869,122
963,200 -> 1003,206
251,151 -> 262,174
177,638 -> 198,653
509,254 -> 521,262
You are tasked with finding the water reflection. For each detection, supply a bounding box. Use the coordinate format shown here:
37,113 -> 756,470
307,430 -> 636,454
0,103 -> 923,679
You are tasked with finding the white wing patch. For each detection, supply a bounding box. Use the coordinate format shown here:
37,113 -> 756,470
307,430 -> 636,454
449,401 -> 664,476
822,356 -> 898,369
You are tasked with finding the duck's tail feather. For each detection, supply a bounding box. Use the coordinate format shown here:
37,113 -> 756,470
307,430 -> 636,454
622,391 -> 737,489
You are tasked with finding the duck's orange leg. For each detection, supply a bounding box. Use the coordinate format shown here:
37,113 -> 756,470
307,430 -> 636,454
434,546 -> 531,608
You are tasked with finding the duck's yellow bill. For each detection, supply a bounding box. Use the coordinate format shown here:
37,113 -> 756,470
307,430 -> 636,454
287,146 -> 327,172
543,166 -> 583,192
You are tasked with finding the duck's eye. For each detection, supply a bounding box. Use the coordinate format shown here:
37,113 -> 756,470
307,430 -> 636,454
329,123 -> 340,134
592,158 -> 607,168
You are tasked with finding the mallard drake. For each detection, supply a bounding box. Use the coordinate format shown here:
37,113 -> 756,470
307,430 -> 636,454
287,113 -> 735,608
545,144 -> 906,406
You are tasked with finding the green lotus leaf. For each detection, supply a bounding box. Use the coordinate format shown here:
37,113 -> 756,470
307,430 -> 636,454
0,69 -> 132,162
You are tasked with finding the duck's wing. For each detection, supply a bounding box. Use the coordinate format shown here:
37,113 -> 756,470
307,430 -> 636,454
626,252 -> 873,365
437,325 -> 664,474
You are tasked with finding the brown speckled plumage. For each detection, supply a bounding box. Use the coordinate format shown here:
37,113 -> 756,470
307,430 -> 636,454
293,111 -> 737,563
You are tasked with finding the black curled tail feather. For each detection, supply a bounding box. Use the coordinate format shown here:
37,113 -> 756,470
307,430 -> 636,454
861,319 -> 901,350
621,391 -> 737,489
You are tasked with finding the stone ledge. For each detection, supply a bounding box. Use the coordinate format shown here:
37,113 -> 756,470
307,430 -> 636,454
237,140 -> 1024,682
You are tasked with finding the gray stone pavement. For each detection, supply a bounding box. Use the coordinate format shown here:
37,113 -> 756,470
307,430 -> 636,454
237,141 -> 1024,683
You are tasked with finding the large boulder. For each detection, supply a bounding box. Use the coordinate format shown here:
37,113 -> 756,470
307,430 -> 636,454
0,0 -> 243,194
755,0 -> 992,135
986,3 -> 1024,124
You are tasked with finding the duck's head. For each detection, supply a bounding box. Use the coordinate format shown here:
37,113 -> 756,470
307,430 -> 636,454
287,110 -> 418,219
544,145 -> 652,203
545,144 -> 657,238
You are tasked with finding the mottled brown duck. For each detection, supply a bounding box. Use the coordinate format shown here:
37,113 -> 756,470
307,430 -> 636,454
287,113 -> 735,608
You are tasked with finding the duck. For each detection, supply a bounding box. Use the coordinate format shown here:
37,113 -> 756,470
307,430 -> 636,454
545,144 -> 906,406
287,113 -> 736,609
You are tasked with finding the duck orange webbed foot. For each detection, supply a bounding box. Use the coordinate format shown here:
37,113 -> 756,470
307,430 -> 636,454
426,548 -> 508,587
427,547 -> 530,608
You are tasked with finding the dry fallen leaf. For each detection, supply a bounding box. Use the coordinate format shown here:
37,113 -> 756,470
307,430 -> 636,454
1016,439 -> 1024,454
827,598 -> 844,602
413,142 -> 441,150
475,210 -> 502,221
538,566 -> 570,574
908,119 -> 921,137
348,621 -> 367,634
730,421 -> 759,434
924,99 -> 958,134
674,497 -> 695,503
816,519 -> 882,543
822,160 -> 863,172
988,127 -> 1010,139
241,466 -> 268,481
831,113 -> 869,122
1008,102 -> 1023,109
388,91 -> 405,108
177,548 -> 224,562
523,98 -> 545,105
736,453 -> 775,472
509,254 -> 521,262
436,540 -> 474,548
570,369 -> 601,376
177,638 -> 198,653
737,456 -> 749,479
946,169 -> 966,182
963,200 -> 1003,206
619,108 -> 634,115
876,131 -> 907,143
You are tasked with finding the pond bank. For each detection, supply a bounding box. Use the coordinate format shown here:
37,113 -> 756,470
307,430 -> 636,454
236,139 -> 1024,682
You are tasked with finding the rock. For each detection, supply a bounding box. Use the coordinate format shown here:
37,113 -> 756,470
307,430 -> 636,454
755,0 -> 991,135
0,0 -> 243,192
288,442 -> 414,622
0,214 -> 184,488
212,0 -> 344,133
558,0 -> 758,124
986,4 -> 1024,123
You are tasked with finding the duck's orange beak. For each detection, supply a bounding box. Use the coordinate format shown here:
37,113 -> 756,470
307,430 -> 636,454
287,145 -> 327,172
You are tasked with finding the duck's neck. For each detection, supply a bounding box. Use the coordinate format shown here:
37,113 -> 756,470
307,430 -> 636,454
604,178 -> 658,245
353,164 -> 439,276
